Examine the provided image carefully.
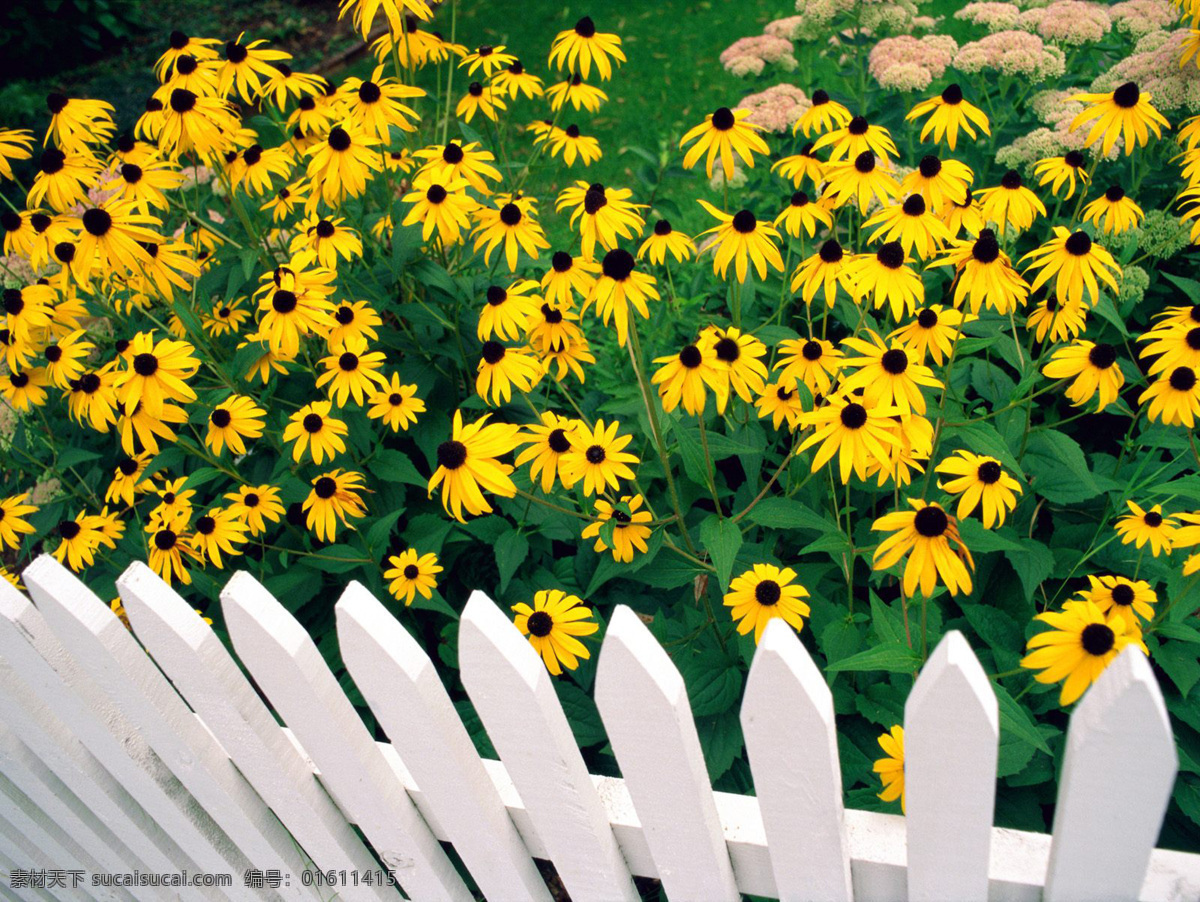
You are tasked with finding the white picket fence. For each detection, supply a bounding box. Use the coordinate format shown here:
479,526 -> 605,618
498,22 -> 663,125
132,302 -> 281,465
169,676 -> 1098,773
0,554 -> 1197,902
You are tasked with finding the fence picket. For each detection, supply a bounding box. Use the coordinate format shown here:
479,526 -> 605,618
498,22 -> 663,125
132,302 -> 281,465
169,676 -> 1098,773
107,564 -> 399,902
741,619 -> 853,902
0,813 -> 74,902
219,570 -> 473,902
335,581 -> 553,902
1044,646 -> 1178,902
594,605 -> 740,901
459,590 -> 640,902
904,630 -> 998,902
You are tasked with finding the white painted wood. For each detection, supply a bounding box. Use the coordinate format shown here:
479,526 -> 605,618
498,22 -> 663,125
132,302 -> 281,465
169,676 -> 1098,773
335,580 -> 553,902
459,590 -> 639,902
741,618 -> 853,902
1044,646 -> 1178,902
102,565 -> 398,902
905,631 -> 998,901
594,604 -> 740,901
219,570 -> 471,902
0,827 -> 68,902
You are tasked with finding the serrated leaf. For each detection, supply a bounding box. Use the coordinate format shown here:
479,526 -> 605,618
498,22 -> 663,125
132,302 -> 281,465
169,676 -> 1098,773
995,682 -> 1052,754
494,529 -> 529,593
370,448 -> 426,488
555,681 -> 607,747
746,497 -> 839,532
680,654 -> 743,717
1157,641 -> 1200,696
1005,538 -> 1056,601
700,515 -> 742,592
869,593 -> 907,646
825,643 -> 921,674
1024,430 -> 1101,504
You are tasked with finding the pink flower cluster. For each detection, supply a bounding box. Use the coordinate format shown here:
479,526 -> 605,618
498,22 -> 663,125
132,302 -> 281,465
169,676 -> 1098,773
955,2 -> 1022,32
720,34 -> 798,77
1093,29 -> 1200,112
953,30 -> 1066,80
1018,1 -> 1111,46
1109,0 -> 1177,38
1016,88 -> 1124,156
868,34 -> 958,90
736,84 -> 811,133
784,0 -> 857,41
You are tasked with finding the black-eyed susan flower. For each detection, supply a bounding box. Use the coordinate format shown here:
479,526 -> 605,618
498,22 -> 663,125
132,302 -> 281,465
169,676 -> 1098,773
492,60 -> 544,100
888,306 -> 970,366
2,283 -> 54,343
638,219 -> 696,264
260,180 -> 308,222
401,176 -> 476,247
702,325 -> 769,408
930,228 -> 1029,316
367,374 -> 425,432
1042,340 -> 1125,412
864,194 -> 952,260
512,589 -> 599,676
66,367 -> 120,434
652,341 -> 726,415
428,410 -> 522,521
476,341 -> 542,405
384,549 -> 443,606
28,147 -> 101,212
476,281 -> 538,341
874,726 -> 905,812
724,564 -> 810,644
371,21 -> 464,68
105,453 -> 155,507
1138,323 -> 1200,376
814,114 -> 898,162
218,33 -> 291,103
696,202 -> 784,283
848,241 -> 923,321
0,367 -> 48,411
516,412 -> 581,493
679,106 -> 769,181
1115,501 -> 1176,556
541,250 -> 599,307
941,187 -> 985,238
873,415 -> 935,489
68,199 -> 163,283
797,394 -> 899,483
283,400 -> 348,464
303,469 -> 368,542
1021,601 -> 1146,705
413,141 -> 501,195
541,332 -> 596,383
113,332 -> 199,417
775,190 -> 834,240
138,240 -> 202,302
1021,228 -> 1121,308
935,451 -> 1023,529
157,88 -> 238,158
1078,575 -> 1156,630
202,298 -> 253,337
561,418 -> 639,496
0,129 -> 33,180
1027,293 -> 1088,344
460,44 -> 517,77
1140,366 -> 1200,427
823,151 -> 902,215
224,484 -> 285,536
472,197 -> 550,272
191,508 -> 248,569
257,64 -> 324,110
254,256 -> 336,356
52,511 -> 103,572
756,382 -> 807,430
545,124 -> 602,167
793,89 -> 852,137
149,477 -> 196,524
548,16 -> 625,80
902,155 -> 972,214
546,73 -> 608,112
107,157 -> 185,212
1069,82 -> 1169,158
456,81 -> 506,123
317,336 -> 388,407
790,238 -> 855,309
556,182 -> 645,260
338,65 -> 423,140
44,94 -> 115,150
872,499 -> 974,597
1033,150 -> 1089,200
526,301 -> 581,353
338,0 -> 432,40
290,215 -> 362,269
905,84 -> 990,151
145,510 -> 198,586
205,394 -> 266,455
0,494 -> 37,552
772,142 -> 824,190
841,332 -> 942,416
584,248 -> 659,347
775,337 -> 843,397
977,170 -> 1046,236
154,31 -> 219,80
327,301 -> 381,347
304,125 -> 381,206
580,494 -> 652,563
1082,186 -> 1144,235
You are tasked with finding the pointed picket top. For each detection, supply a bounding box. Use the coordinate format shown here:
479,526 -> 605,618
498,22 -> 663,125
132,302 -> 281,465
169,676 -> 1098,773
221,571 -> 472,902
115,561 -> 399,902
459,590 -> 639,902
1044,646 -> 1177,902
335,581 -> 552,902
594,605 -> 740,902
741,619 -> 852,902
904,630 -> 998,902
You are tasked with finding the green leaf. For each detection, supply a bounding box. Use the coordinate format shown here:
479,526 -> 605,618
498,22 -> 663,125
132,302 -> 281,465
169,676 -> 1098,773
366,508 -> 404,560
941,422 -> 1022,475
1153,621 -> 1200,645
1024,430 -> 1101,504
494,529 -> 529,593
869,593 -> 907,646
300,545 -> 371,574
746,497 -> 839,533
1162,272 -> 1200,303
995,682 -> 1052,754
407,589 -> 459,619
1157,641 -> 1200,696
956,518 -> 1025,553
696,710 -> 743,782
1004,539 -> 1056,601
369,449 -> 427,489
555,681 -> 607,747
56,447 -> 102,470
700,516 -> 742,592
680,654 -> 743,717
819,617 -> 863,666
961,604 -> 1023,655
825,643 -> 921,674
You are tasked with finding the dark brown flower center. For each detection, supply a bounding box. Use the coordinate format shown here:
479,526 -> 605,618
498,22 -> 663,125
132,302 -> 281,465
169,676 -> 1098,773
585,444 -> 606,464
1065,231 -> 1092,256
1111,583 -> 1134,606
210,408 -> 232,428
754,580 -> 782,606
877,241 -> 904,269
303,413 -> 324,433
1169,366 -> 1197,391
602,248 -> 635,281
881,349 -> 908,374
839,402 -> 867,429
548,428 -> 571,453
914,505 -> 949,537
314,476 -> 337,499
711,107 -> 735,130
818,239 -> 843,263
978,461 -> 1002,484
918,155 -> 941,177
1080,622 -> 1115,655
527,610 -> 553,636
1144,511 -> 1163,527
1087,343 -> 1116,369
437,439 -> 467,469
854,151 -> 876,173
499,203 -> 522,226
403,564 -> 420,579
1113,82 -> 1140,108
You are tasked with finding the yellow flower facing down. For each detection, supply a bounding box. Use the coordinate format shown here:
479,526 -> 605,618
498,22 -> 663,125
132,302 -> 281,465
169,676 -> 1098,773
821,152 -> 902,215
303,470 -> 368,543
905,84 -> 990,151
545,125 -> 603,168
1021,601 -> 1146,705
472,198 -> 550,272
679,106 -> 769,180
797,394 -> 900,484
0,494 -> 38,552
1114,501 -> 1176,557
456,81 -> 507,123
723,563 -> 811,644
1069,81 -> 1169,157
428,410 -> 522,522
560,418 -> 639,496
283,400 -> 348,464
384,549 -> 442,606
476,341 -> 543,405
556,182 -> 645,260
935,451 -> 1023,529
872,499 -> 975,598
903,154 -> 973,213
1034,150 -> 1089,200
874,725 -> 905,812
580,494 -> 652,563
864,194 -> 952,260
337,0 -> 433,39
583,248 -> 659,347
772,143 -> 825,190
696,201 -> 784,284
1081,186 -> 1144,235
848,241 -> 924,322
775,190 -> 834,240
316,336 -> 388,407
548,16 -> 626,80
1026,293 -> 1088,344
1042,340 -> 1125,412
930,228 -> 1029,316
512,589 -> 599,676
790,238 -> 855,309
813,115 -> 898,163
413,140 -> 501,195
547,74 -> 608,112
1140,366 -> 1200,427
652,340 -> 726,416
337,65 -> 423,141
794,89 -> 852,137
542,250 -> 599,308
638,219 -> 696,264
1021,227 -> 1121,308
977,170 -> 1046,236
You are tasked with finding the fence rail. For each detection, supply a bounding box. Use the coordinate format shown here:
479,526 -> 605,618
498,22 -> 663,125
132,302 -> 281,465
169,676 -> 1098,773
0,553 -> 1197,901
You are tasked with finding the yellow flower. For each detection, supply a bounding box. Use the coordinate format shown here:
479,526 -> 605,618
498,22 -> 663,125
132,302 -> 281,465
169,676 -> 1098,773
652,341 -> 726,415
367,374 -> 425,432
317,336 -> 388,407
723,564 -> 810,644
1021,601 -> 1146,705
696,200 -> 784,283
428,410 -> 522,522
583,248 -> 660,347
1069,82 -> 1170,157
472,197 -> 550,272
1021,228 -> 1121,308
224,484 -> 286,537
475,341 -> 542,405
874,726 -> 905,812
976,170 -> 1046,236
1114,501 -> 1176,556
905,84 -> 990,150
516,412 -> 581,493
679,106 -> 769,180
1081,186 -> 1144,235
0,494 -> 38,552
548,16 -> 626,80
205,394 -> 266,455
580,494 -> 652,562
384,549 -> 442,605
511,589 -> 599,675
303,470 -> 368,542
1042,340 -> 1125,412
935,451 -> 1023,529
872,499 -> 975,597
283,400 -> 348,464
113,332 -> 200,417
560,418 -> 639,496
797,394 -> 899,484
